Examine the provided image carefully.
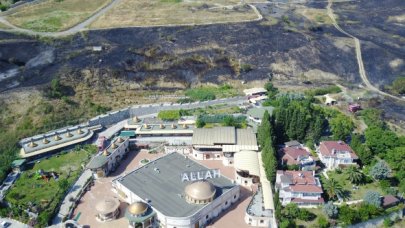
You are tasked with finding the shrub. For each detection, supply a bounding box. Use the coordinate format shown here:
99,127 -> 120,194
305,85 -> 342,96
383,217 -> 393,227
317,215 -> 330,228
323,201 -> 338,218
363,191 -> 382,207
370,160 -> 391,180
298,209 -> 316,221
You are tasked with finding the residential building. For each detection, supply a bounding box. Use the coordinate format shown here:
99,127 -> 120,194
317,141 -> 358,170
247,107 -> 274,124
278,142 -> 315,171
275,170 -> 324,207
192,127 -> 258,166
243,88 -> 267,97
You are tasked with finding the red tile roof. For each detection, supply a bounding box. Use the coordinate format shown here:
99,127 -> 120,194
290,185 -> 323,193
277,170 -> 323,193
382,195 -> 399,207
319,141 -> 358,159
279,147 -> 311,165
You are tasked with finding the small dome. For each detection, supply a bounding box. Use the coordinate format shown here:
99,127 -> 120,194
103,150 -> 109,156
28,141 -> 38,148
133,116 -> 140,122
111,143 -> 118,149
171,124 -> 177,129
42,138 -> 50,144
77,128 -> 84,134
182,124 -> 188,129
54,135 -> 62,141
159,124 -> 165,129
185,181 -> 216,202
128,202 -> 148,216
117,137 -> 124,143
96,197 -> 120,214
143,124 -> 150,129
65,131 -> 73,138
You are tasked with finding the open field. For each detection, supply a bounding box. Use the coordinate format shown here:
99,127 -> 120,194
326,170 -> 384,201
90,0 -> 263,28
296,8 -> 334,25
5,0 -> 112,32
5,145 -> 96,223
0,21 -> 10,29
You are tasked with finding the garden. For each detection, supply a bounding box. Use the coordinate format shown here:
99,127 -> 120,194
3,145 -> 97,227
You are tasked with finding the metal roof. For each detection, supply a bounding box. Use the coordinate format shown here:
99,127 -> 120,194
192,127 -> 257,146
115,152 -> 237,217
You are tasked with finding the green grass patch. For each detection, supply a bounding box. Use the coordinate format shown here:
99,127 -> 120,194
5,145 -> 97,225
326,170 -> 384,201
305,85 -> 342,96
160,0 -> 182,2
157,110 -> 181,120
184,85 -> 240,102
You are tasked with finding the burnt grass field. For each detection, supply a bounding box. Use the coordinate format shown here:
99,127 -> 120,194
0,0 -> 404,119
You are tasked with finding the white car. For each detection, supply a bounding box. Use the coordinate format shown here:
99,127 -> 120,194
0,221 -> 11,228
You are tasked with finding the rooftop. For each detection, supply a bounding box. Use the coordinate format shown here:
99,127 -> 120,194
246,187 -> 272,218
87,137 -> 128,169
243,88 -> 267,96
115,152 -> 237,217
319,141 -> 358,159
192,127 -> 257,146
277,170 -> 323,193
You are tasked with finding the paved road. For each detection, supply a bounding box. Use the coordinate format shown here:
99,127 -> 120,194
326,0 -> 403,102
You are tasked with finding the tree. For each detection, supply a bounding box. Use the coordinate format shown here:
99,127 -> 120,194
264,82 -> 279,99
58,179 -> 69,191
257,111 -> 272,147
363,191 -> 382,207
365,127 -> 398,155
339,205 -> 360,225
283,203 -> 300,219
329,114 -> 354,140
262,142 -> 277,183
370,160 -> 391,180
316,215 -> 330,228
390,76 -> 405,95
323,178 -> 344,200
322,201 -> 338,218
279,219 -> 296,228
350,134 -> 374,165
196,118 -> 205,128
345,165 -> 364,184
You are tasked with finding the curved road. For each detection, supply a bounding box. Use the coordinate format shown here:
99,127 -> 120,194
326,0 -> 402,101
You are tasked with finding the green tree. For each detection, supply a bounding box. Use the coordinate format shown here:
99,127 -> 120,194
323,177 -> 344,200
196,118 -> 205,128
363,191 -> 382,207
264,82 -> 279,99
339,205 -> 360,225
390,76 -> 405,95
329,113 -> 354,140
370,160 -> 391,180
283,203 -> 300,219
345,165 -> 364,184
58,179 -> 69,191
365,127 -> 398,155
257,111 -> 273,147
350,134 -> 374,165
316,215 -> 330,228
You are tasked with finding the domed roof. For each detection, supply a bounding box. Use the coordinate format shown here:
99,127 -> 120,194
185,181 -> 216,201
96,197 -> 120,214
128,202 -> 148,215
117,137 -> 124,143
111,143 -> 118,149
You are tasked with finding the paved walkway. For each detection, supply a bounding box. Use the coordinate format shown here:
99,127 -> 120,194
0,218 -> 29,228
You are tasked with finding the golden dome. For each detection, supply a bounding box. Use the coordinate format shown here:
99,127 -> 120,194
182,124 -> 188,129
96,197 -> 120,214
117,137 -> 124,143
77,128 -> 84,134
159,124 -> 165,129
103,150 -> 109,156
111,143 -> 118,149
28,141 -> 38,148
54,135 -> 62,141
133,116 -> 140,123
171,124 -> 177,129
143,124 -> 150,129
65,131 -> 73,138
185,181 -> 216,201
128,202 -> 148,215
42,138 -> 50,144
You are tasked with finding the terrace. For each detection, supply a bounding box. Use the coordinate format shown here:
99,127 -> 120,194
246,187 -> 272,218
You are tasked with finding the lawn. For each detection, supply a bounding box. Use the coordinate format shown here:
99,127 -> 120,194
90,0 -> 264,28
184,85 -> 241,101
326,170 -> 384,201
295,207 -> 324,227
5,145 -> 97,222
5,0 -> 112,32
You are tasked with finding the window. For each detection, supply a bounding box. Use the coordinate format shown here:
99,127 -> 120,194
225,201 -> 228,205
206,215 -> 209,219
195,154 -> 197,157
260,220 -> 264,223
234,195 -> 237,199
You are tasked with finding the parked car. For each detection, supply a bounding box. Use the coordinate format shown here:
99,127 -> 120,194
0,221 -> 11,228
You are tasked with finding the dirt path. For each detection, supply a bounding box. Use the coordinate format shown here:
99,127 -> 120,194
326,0 -> 403,102
0,0 -> 124,37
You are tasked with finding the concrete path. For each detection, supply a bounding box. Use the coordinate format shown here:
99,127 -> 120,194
326,0 -> 403,102
0,218 -> 29,228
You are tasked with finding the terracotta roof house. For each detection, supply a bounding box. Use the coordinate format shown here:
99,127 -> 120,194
317,141 -> 358,170
382,195 -> 400,208
278,142 -> 315,171
275,170 -> 324,207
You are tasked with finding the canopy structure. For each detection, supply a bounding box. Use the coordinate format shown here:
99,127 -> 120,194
234,150 -> 260,176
